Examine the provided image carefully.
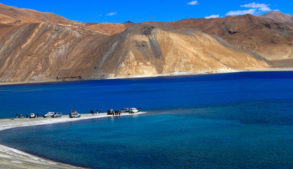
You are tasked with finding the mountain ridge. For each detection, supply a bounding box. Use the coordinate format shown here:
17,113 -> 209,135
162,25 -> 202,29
0,3 -> 292,83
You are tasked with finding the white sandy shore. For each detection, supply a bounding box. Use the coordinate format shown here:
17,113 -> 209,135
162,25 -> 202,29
1,68 -> 293,86
0,144 -> 84,169
106,68 -> 293,80
0,112 -> 146,169
0,112 -> 146,132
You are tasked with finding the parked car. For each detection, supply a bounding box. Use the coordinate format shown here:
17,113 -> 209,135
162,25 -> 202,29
52,112 -> 62,118
115,110 -> 121,116
69,110 -> 81,118
30,113 -> 37,118
107,109 -> 115,115
120,108 -> 130,113
43,112 -> 55,118
129,108 -> 139,114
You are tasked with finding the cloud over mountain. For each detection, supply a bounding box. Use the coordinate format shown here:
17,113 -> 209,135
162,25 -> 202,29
227,2 -> 271,16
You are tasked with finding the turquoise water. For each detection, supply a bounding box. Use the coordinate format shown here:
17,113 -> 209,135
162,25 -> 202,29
1,72 -> 293,168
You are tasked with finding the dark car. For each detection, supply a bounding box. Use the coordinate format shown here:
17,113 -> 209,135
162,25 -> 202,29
107,109 -> 115,115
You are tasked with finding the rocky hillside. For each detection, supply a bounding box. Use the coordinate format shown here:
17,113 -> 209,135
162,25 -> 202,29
170,13 -> 293,64
94,24 -> 268,78
0,3 -> 292,83
262,11 -> 293,25
0,3 -> 75,25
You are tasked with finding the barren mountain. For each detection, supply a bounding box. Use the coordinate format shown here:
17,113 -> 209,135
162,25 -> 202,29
170,14 -> 293,64
94,24 -> 268,78
0,3 -> 292,83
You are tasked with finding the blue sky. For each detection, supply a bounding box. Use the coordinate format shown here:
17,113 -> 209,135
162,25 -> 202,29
0,0 -> 292,23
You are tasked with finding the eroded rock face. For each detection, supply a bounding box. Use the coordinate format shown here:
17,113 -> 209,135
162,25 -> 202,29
0,3 -> 292,83
89,24 -> 269,78
0,22 -> 110,82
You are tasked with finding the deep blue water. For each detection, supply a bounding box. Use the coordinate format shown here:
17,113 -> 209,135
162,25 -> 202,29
1,71 -> 293,119
1,72 -> 293,168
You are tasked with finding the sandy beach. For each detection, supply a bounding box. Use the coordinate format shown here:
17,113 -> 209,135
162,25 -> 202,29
0,112 -> 146,169
1,68 -> 293,86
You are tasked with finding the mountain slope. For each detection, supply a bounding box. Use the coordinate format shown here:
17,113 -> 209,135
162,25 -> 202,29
170,14 -> 293,63
0,3 -> 75,25
94,24 -> 269,78
0,22 -> 269,82
0,22 -> 108,82
262,11 -> 293,25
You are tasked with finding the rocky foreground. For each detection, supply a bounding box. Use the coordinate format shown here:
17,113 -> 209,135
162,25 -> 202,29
0,3 -> 292,84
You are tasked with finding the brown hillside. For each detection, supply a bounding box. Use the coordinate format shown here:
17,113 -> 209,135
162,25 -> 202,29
0,3 -> 75,25
262,11 -> 293,25
94,24 -> 269,78
170,14 -> 293,62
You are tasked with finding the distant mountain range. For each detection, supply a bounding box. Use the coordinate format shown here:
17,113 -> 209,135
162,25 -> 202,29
0,3 -> 292,83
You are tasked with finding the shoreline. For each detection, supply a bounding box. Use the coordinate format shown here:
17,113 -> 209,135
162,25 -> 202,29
1,68 -> 293,86
0,112 -> 146,169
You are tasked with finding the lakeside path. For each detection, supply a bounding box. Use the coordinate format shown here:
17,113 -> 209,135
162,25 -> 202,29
0,112 -> 146,169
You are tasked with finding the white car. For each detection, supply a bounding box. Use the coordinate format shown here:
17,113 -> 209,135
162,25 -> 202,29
69,111 -> 81,118
120,108 -> 130,113
43,112 -> 55,118
30,113 -> 37,118
129,108 -> 139,113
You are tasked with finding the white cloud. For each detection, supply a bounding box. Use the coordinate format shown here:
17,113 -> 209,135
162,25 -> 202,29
187,0 -> 198,5
226,9 -> 256,16
107,12 -> 117,16
226,2 -> 272,16
205,14 -> 220,19
241,2 -> 271,12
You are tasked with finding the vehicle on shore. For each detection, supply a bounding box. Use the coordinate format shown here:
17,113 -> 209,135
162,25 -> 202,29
52,112 -> 62,118
130,108 -> 140,113
107,109 -> 121,116
107,109 -> 115,115
69,110 -> 81,118
120,108 -> 130,113
29,113 -> 37,118
43,112 -> 55,118
115,110 -> 121,116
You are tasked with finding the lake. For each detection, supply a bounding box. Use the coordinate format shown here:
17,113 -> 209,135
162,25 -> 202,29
1,71 -> 293,169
